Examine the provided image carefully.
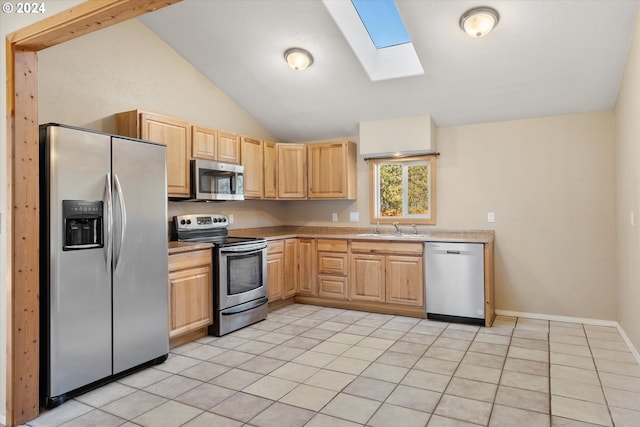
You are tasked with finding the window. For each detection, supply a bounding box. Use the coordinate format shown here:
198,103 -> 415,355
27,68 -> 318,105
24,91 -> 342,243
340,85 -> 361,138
370,155 -> 436,224
351,0 -> 411,49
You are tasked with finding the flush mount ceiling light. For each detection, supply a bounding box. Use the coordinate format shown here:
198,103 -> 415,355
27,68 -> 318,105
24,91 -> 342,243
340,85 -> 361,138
460,7 -> 499,38
284,47 -> 314,71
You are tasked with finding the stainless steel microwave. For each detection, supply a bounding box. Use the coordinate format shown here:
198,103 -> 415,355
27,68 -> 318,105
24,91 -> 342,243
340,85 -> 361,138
191,159 -> 244,201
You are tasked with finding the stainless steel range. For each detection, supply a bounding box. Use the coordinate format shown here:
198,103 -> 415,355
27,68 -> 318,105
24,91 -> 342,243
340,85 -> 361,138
173,214 -> 268,336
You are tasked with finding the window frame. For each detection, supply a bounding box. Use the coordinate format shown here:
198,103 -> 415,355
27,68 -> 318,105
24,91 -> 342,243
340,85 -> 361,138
369,155 -> 436,225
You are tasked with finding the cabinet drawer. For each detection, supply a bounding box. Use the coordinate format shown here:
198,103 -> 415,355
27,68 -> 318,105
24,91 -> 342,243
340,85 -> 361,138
351,241 -> 423,255
318,252 -> 348,275
169,249 -> 212,271
318,275 -> 348,299
267,240 -> 284,254
317,239 -> 348,252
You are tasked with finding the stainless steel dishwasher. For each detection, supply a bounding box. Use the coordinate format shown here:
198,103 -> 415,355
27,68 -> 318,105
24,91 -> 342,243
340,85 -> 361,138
425,242 -> 485,325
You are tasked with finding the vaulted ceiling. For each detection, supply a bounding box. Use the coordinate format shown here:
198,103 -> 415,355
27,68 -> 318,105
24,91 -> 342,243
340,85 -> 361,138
140,0 -> 640,142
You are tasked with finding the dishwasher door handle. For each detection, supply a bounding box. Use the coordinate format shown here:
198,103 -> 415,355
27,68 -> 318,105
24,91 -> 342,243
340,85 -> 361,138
446,250 -> 461,254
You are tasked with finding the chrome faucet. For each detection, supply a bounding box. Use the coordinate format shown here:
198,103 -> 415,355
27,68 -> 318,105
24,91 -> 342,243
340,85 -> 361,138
412,224 -> 418,235
393,222 -> 401,235
375,222 -> 380,235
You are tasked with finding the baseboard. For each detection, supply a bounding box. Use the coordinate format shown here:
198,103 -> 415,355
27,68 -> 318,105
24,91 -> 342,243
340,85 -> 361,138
616,323 -> 640,366
495,309 -> 640,365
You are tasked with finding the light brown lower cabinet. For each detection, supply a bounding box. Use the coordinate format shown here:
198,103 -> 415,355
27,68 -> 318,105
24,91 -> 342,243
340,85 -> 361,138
297,238 -> 317,296
267,240 -> 284,302
350,254 -> 385,302
349,241 -> 425,308
168,249 -> 213,344
283,239 -> 298,298
317,239 -> 348,299
268,238 -> 299,301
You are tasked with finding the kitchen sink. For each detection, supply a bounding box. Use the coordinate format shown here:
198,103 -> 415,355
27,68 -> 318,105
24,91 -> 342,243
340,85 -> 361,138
355,233 -> 432,238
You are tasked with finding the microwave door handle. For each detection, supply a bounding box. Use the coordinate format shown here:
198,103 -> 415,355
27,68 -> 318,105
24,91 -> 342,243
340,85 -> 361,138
113,174 -> 127,272
104,173 -> 113,271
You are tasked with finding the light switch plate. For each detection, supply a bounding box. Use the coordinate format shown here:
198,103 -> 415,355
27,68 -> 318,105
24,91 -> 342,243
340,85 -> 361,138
350,212 -> 359,222
487,212 -> 495,223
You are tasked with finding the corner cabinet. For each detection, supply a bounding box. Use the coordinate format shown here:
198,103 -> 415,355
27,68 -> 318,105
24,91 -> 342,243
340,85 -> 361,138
277,143 -> 307,199
267,239 -> 299,302
168,249 -> 213,347
116,110 -> 191,198
308,141 -> 357,199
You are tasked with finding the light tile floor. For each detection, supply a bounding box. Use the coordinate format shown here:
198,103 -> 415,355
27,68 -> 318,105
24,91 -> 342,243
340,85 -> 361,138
22,304 -> 640,427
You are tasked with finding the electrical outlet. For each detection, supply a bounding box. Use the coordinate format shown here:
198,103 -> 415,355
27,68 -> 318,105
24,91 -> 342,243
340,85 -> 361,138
350,212 -> 359,222
631,211 -> 635,226
228,214 -> 234,224
332,213 -> 338,222
487,212 -> 495,223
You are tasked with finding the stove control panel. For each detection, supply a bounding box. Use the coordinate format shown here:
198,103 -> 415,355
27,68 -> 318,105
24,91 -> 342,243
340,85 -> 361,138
174,214 -> 228,231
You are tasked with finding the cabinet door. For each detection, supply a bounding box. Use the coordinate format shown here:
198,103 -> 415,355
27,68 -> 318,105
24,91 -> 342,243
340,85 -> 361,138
318,252 -> 348,276
192,126 -> 217,160
217,131 -> 240,164
297,238 -> 316,296
350,254 -> 385,302
277,143 -> 307,199
263,141 -> 277,199
140,113 -> 191,198
308,142 -> 346,198
308,141 -> 357,199
283,239 -> 298,298
169,265 -> 213,339
386,255 -> 424,307
318,276 -> 348,299
241,137 -> 264,199
267,252 -> 284,301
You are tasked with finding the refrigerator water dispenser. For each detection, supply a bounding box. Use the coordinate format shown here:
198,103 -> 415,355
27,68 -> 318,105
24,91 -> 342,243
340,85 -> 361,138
62,200 -> 103,250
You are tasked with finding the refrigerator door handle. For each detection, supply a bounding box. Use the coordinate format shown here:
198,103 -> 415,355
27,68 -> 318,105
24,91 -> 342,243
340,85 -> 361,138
113,174 -> 127,272
104,173 -> 113,270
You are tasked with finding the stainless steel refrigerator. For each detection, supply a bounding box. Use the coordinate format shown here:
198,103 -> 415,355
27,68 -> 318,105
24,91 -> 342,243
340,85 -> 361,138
40,124 -> 169,408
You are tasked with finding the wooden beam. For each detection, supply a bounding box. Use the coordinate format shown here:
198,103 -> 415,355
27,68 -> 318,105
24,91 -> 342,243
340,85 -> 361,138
8,0 -> 180,50
8,48 -> 39,425
6,1 -> 181,425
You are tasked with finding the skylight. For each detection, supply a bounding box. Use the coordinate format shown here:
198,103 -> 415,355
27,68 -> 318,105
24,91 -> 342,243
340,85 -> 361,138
323,0 -> 424,82
351,0 -> 411,49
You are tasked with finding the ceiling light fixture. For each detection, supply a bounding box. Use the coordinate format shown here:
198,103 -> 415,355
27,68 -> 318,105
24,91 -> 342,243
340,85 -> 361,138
459,7 -> 499,38
284,47 -> 314,71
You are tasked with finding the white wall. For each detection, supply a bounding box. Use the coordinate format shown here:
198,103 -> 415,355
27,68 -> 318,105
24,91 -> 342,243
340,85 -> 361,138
37,18 -> 287,227
0,2 -> 85,423
615,9 -> 640,353
281,112 -> 618,321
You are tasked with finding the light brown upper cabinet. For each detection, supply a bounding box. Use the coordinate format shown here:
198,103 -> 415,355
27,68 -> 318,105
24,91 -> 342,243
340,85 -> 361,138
192,126 -> 240,164
308,141 -> 357,199
263,141 -> 278,199
191,125 -> 216,160
240,136 -> 264,199
277,143 -> 307,199
217,131 -> 241,164
116,110 -> 191,198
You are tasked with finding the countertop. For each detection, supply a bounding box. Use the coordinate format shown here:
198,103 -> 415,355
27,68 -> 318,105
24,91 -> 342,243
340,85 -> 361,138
228,226 -> 494,244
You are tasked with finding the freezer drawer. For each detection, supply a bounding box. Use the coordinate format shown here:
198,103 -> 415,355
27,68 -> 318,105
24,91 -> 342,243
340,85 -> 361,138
425,242 -> 484,324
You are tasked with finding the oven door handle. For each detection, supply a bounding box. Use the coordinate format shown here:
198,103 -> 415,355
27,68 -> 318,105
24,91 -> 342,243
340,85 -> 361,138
220,297 -> 268,315
220,243 -> 267,254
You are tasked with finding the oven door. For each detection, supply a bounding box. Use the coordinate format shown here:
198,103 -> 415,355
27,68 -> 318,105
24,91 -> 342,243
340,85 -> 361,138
218,241 -> 267,309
